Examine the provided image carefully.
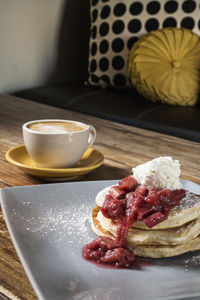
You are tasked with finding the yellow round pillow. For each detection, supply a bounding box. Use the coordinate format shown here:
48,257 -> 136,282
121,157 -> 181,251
128,28 -> 200,106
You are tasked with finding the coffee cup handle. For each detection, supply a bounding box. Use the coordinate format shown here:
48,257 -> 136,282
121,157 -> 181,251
86,125 -> 96,151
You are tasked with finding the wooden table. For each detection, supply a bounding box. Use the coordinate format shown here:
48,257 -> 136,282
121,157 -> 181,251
0,94 -> 200,300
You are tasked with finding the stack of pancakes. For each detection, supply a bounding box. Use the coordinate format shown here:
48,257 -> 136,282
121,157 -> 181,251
91,186 -> 200,258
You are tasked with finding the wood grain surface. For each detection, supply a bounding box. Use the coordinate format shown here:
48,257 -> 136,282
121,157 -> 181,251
0,93 -> 200,299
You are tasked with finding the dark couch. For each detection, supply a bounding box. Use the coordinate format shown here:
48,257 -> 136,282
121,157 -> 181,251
13,0 -> 200,142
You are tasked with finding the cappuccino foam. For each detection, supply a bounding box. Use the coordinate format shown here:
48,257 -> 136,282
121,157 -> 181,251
28,121 -> 86,134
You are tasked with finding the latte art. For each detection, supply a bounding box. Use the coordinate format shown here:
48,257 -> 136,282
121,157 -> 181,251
28,121 -> 86,134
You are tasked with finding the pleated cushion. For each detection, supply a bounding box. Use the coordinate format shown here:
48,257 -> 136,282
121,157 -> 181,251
128,28 -> 200,106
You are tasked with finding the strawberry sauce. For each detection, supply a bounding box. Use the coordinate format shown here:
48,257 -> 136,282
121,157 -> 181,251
82,176 -> 186,268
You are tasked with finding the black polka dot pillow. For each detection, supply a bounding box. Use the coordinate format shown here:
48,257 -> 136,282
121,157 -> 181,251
87,0 -> 200,88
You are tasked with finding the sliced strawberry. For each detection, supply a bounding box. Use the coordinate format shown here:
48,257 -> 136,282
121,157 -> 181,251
133,195 -> 146,210
162,202 -> 170,215
145,192 -> 159,206
170,189 -> 186,206
109,186 -> 126,199
148,187 -> 158,194
137,204 -> 155,220
101,198 -> 126,220
125,200 -> 138,224
143,212 -> 168,228
101,247 -> 135,267
118,176 -> 139,192
116,222 -> 129,247
135,186 -> 148,196
157,189 -> 171,205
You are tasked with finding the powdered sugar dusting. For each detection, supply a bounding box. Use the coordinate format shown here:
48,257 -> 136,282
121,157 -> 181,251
12,197 -> 92,249
172,191 -> 200,213
184,253 -> 200,271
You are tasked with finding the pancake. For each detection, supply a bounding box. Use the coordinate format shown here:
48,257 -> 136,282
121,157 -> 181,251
132,236 -> 200,258
95,187 -> 200,230
96,186 -> 112,207
91,206 -> 200,258
94,207 -> 200,245
92,206 -> 200,245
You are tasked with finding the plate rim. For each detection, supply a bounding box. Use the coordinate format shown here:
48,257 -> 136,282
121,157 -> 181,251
0,188 -> 45,300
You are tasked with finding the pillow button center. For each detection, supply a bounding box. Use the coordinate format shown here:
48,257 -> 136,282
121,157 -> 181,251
171,60 -> 180,68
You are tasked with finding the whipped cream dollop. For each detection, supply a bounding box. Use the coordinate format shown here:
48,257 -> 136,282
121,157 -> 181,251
132,156 -> 183,190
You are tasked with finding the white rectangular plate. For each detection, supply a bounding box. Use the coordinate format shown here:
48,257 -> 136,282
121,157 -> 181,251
1,180 -> 200,300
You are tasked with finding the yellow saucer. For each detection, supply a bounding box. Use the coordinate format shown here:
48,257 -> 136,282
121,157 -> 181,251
6,145 -> 104,181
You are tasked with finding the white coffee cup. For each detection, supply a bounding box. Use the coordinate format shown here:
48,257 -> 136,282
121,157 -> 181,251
23,119 -> 96,168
